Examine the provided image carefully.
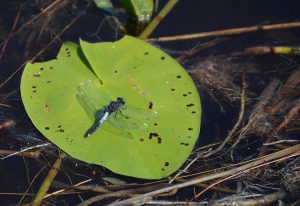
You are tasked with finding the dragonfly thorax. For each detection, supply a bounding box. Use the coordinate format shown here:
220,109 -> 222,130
105,97 -> 125,114
84,97 -> 126,137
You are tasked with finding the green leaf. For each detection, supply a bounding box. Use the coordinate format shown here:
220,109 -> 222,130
94,0 -> 115,15
120,0 -> 154,22
102,177 -> 127,185
20,35 -> 201,179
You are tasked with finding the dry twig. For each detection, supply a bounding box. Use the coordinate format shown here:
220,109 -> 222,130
212,191 -> 287,206
147,21 -> 300,42
200,75 -> 246,158
260,102 -> 300,156
108,144 -> 300,206
0,149 -> 40,159
0,10 -> 84,89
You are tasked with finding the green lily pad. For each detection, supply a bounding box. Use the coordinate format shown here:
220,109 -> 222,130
20,35 -> 201,179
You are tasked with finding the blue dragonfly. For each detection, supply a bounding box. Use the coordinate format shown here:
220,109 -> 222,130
76,80 -> 158,139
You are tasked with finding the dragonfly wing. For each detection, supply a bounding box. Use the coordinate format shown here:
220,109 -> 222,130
77,80 -> 110,120
120,105 -> 158,128
76,87 -> 97,120
123,104 -> 158,121
101,120 -> 133,139
77,80 -> 133,139
107,112 -> 141,130
76,80 -> 157,138
106,106 -> 158,132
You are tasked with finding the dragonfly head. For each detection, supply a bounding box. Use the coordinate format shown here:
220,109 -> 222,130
116,97 -> 125,105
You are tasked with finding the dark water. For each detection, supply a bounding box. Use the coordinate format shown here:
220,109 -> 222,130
0,0 -> 300,205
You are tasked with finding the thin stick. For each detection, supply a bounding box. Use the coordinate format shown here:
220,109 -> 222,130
0,143 -> 50,160
176,38 -> 228,62
21,179 -> 93,206
259,102 -> 300,156
176,178 -> 236,194
78,183 -> 170,206
44,179 -> 92,199
147,21 -> 300,42
263,139 -> 299,146
107,144 -> 300,206
0,103 -> 14,108
0,193 -> 34,196
31,154 -> 65,206
227,191 -> 286,206
17,166 -> 47,206
0,149 -> 40,159
201,75 -> 246,158
0,0 -> 63,47
51,181 -> 111,193
143,200 -> 206,205
169,155 -> 200,184
30,11 -> 84,62
138,0 -> 179,39
0,11 -> 83,89
186,154 -> 294,205
0,8 -> 21,62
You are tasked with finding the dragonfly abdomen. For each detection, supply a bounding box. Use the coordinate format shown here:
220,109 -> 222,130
85,112 -> 109,137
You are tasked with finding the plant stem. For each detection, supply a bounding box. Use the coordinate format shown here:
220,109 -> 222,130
32,154 -> 65,206
138,0 -> 179,39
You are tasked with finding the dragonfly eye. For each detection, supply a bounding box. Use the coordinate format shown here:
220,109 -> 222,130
117,97 -> 125,105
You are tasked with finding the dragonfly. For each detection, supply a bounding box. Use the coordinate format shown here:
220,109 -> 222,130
76,80 -> 158,139
85,97 -> 125,137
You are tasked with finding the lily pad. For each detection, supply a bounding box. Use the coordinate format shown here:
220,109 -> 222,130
20,35 -> 201,179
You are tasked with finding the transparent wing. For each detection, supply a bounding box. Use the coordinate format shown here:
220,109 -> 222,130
77,80 -> 110,119
107,104 -> 158,131
107,111 -> 141,130
76,80 -> 133,139
122,105 -> 158,122
101,120 -> 133,139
